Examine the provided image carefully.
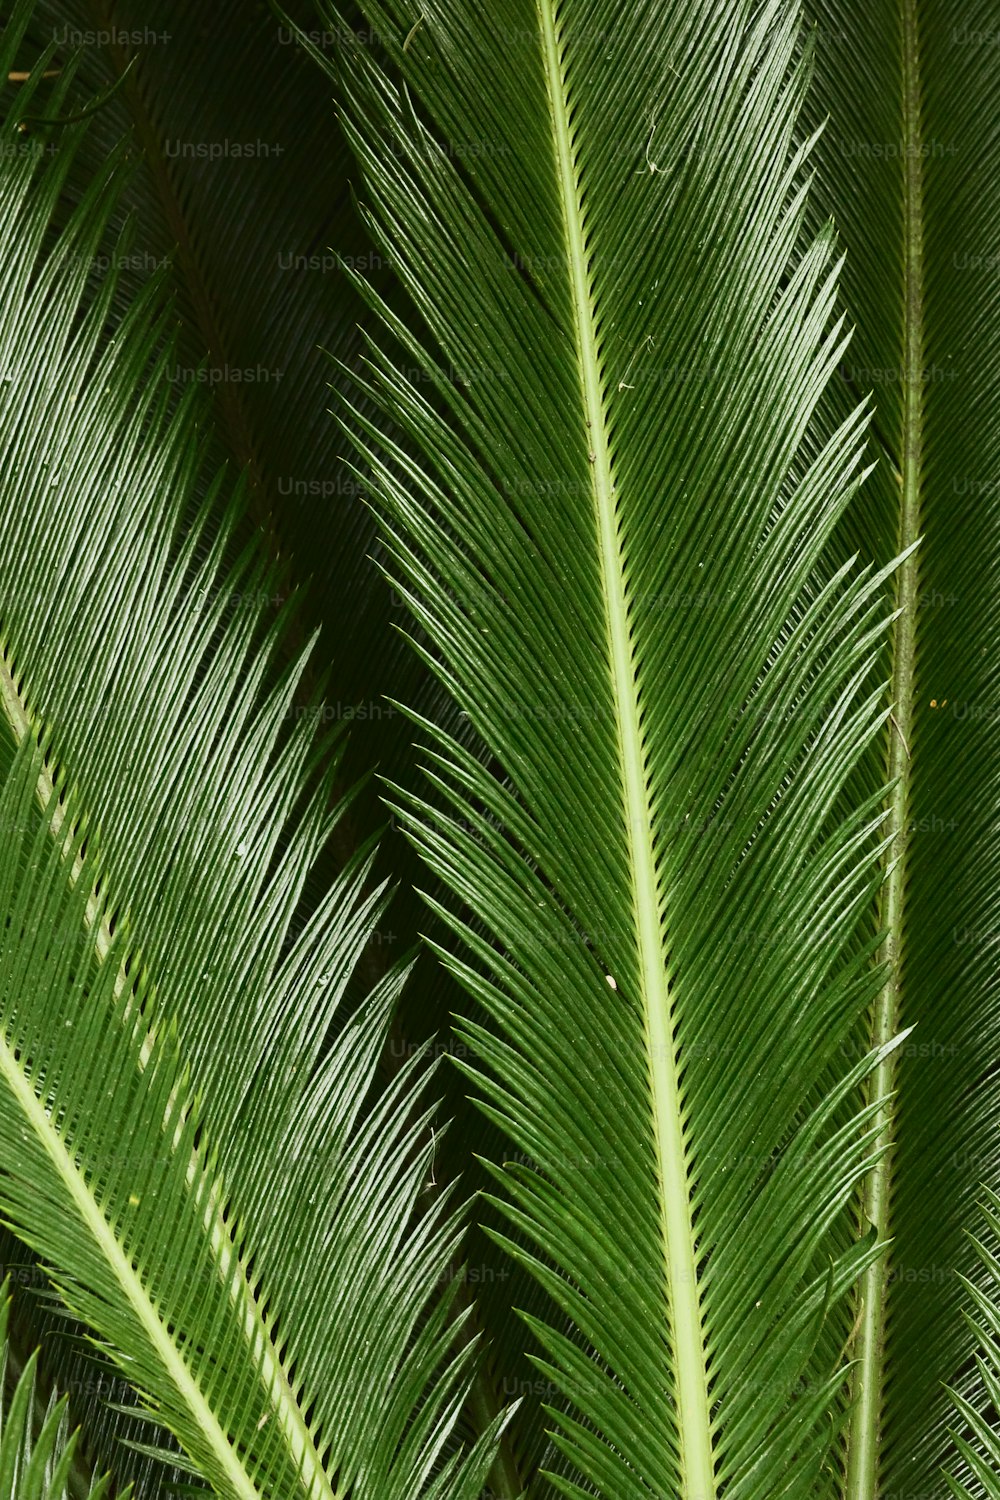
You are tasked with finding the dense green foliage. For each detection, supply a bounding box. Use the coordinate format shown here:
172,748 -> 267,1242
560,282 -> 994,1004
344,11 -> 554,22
0,2 -> 998,1498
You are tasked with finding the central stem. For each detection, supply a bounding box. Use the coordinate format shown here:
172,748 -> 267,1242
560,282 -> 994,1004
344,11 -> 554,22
844,2 -> 925,1493
534,4 -> 716,1496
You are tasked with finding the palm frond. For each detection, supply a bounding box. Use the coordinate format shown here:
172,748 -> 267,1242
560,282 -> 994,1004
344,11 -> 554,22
798,3 -> 1000,1492
301,0 -> 922,1494
10,0 -> 513,1333
13,0 -> 469,811
1,1279 -> 116,1500
943,1193 -> 1000,1499
0,7 -> 506,1495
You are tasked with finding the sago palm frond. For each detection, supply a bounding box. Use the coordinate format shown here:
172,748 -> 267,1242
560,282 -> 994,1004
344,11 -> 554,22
1,1279 -> 116,1500
300,0 -> 922,1495
797,4 -> 1000,1494
0,7 -> 506,1496
14,0 -> 470,807
3,9 -> 495,1445
12,6 -> 552,1480
11,0 -> 503,1266
11,6 -> 469,1045
945,1193 -> 1000,1500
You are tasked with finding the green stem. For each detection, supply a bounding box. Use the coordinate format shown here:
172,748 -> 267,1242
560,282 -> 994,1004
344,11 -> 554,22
844,2 -> 925,1494
534,4 -> 716,1496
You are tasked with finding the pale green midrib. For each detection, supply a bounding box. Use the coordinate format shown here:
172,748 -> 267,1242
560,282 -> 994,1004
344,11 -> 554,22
0,651 -> 337,1500
534,8 -> 716,1497
844,3 -> 924,1496
0,1036 -> 261,1500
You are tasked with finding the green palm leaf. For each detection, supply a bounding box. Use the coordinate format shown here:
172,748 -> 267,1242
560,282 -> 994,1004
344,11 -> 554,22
14,0 -> 474,821
796,4 -> 1000,1493
9,0 -> 516,1346
1,1279 -> 116,1500
10,7 -> 540,1482
8,1 -> 1000,1497
0,8 -> 506,1495
301,0 -> 923,1494
946,1193 -> 1000,1500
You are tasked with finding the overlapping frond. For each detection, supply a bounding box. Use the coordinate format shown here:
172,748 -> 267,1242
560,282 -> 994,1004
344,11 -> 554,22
13,0 -> 469,805
945,1193 -> 1000,1500
800,5 -> 1000,1493
305,0 -> 917,1495
0,7 -> 506,1495
10,1 -> 511,1344
1,1280 -> 116,1500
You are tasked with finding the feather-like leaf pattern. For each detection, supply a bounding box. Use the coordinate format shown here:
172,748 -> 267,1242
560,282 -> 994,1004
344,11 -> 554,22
0,5 -> 506,1495
303,1 -> 921,1494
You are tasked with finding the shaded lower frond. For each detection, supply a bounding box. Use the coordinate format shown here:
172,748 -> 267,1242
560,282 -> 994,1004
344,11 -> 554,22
798,5 -> 1000,1492
0,5 -> 507,1496
946,1192 -> 1000,1500
0,1279 -> 116,1500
